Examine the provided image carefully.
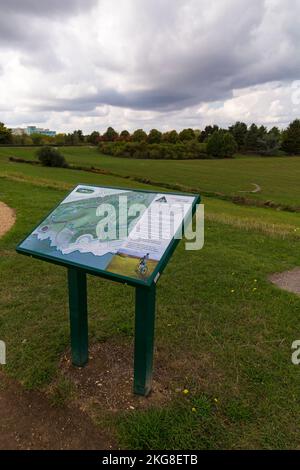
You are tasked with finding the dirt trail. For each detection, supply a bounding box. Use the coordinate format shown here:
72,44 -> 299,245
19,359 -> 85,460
0,372 -> 112,450
0,202 -> 16,238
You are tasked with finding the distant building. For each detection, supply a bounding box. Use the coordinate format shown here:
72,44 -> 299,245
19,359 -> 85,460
25,126 -> 56,137
11,127 -> 26,136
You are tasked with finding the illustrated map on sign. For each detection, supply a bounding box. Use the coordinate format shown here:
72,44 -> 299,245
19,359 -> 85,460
17,185 -> 197,283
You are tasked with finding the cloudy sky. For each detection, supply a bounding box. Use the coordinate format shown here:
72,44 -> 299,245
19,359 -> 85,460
0,0 -> 299,133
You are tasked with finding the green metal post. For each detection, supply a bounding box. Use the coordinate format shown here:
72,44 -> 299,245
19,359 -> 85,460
68,268 -> 88,367
134,284 -> 156,396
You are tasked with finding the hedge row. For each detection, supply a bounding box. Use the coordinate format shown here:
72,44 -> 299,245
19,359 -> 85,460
98,140 -> 210,160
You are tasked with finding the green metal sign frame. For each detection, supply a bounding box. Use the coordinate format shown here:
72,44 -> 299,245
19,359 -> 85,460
16,184 -> 200,396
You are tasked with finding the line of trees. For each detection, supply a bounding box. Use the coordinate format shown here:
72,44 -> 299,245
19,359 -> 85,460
96,120 -> 300,158
1,119 -> 300,156
96,121 -> 300,156
98,140 -> 210,160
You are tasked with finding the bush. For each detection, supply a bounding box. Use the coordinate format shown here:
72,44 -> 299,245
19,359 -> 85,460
98,140 -> 210,160
36,146 -> 68,167
207,131 -> 238,158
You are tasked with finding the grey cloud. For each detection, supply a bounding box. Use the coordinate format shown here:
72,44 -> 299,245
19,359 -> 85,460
35,88 -> 194,113
119,0 -> 296,110
0,0 -> 97,16
1,0 -> 300,126
0,0 -> 97,52
48,0 -> 300,112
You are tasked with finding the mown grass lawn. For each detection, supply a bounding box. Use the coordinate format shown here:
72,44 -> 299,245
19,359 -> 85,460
1,151 -> 300,449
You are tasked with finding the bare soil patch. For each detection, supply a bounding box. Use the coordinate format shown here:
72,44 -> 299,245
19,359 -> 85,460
0,372 -> 113,450
55,340 -> 172,415
53,338 -> 223,418
269,268 -> 300,296
0,340 -> 222,449
0,202 -> 16,238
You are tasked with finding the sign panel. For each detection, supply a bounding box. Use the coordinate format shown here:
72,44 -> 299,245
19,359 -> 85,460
17,184 -> 199,286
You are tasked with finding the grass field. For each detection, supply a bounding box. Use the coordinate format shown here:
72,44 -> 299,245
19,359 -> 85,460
1,146 -> 300,208
1,146 -> 300,449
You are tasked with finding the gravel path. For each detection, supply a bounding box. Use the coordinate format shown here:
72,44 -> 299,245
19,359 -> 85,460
269,268 -> 300,296
0,202 -> 15,238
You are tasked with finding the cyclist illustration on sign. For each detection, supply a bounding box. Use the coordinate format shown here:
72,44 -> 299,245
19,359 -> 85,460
137,253 -> 150,276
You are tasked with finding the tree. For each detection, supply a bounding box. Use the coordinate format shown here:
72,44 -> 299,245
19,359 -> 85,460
257,132 -> 281,156
148,128 -> 162,144
207,130 -> 238,158
102,127 -> 118,142
73,129 -> 85,143
55,133 -> 67,145
269,126 -> 281,139
30,133 -> 43,145
281,119 -> 300,155
258,125 -> 267,138
193,129 -> 201,139
65,133 -> 74,145
132,129 -> 147,142
179,128 -> 195,141
21,136 -> 33,145
161,130 -> 179,143
0,122 -> 12,144
245,124 -> 260,151
199,125 -> 219,142
36,146 -> 67,167
119,130 -> 130,141
228,122 -> 248,150
12,134 -> 27,145
65,130 -> 85,145
87,131 -> 100,145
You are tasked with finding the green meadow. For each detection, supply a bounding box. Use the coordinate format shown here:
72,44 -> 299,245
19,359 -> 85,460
1,146 -> 300,449
1,145 -> 300,208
